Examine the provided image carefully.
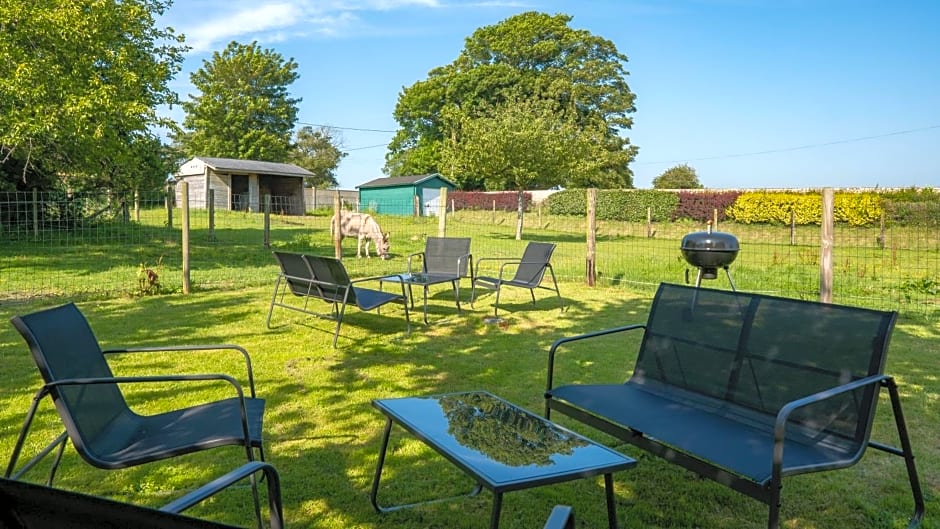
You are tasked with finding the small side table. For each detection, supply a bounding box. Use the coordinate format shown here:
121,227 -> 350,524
370,391 -> 636,529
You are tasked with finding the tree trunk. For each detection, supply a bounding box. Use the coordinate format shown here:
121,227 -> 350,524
515,190 -> 524,240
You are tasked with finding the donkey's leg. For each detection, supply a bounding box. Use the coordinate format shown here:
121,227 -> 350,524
357,235 -> 364,258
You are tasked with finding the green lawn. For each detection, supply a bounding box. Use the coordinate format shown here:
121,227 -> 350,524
0,280 -> 936,528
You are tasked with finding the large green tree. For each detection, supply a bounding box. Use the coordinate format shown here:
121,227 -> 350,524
653,164 -> 703,189
442,97 -> 606,239
386,11 -> 638,189
178,41 -> 300,161
288,126 -> 346,188
0,0 -> 186,192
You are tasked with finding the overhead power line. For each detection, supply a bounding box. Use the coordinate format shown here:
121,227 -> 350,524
298,121 -> 396,133
638,124 -> 940,165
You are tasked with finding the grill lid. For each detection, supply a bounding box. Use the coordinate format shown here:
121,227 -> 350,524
680,226 -> 739,269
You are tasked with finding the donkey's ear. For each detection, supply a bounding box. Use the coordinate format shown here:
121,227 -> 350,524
384,232 -> 391,240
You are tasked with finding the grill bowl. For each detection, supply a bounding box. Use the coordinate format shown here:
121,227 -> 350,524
680,230 -> 739,269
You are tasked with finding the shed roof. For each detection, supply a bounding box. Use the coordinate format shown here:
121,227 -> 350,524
358,173 -> 456,189
181,157 -> 314,178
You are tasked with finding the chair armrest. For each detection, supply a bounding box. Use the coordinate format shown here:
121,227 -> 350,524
406,251 -> 425,274
542,505 -> 574,529
474,256 -> 519,276
102,344 -> 257,398
459,253 -> 474,278
545,324 -> 646,396
160,461 -> 284,529
772,374 -> 887,480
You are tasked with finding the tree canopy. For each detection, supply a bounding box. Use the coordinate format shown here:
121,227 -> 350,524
653,164 -> 703,189
386,11 -> 638,189
177,41 -> 300,162
288,126 -> 346,188
0,0 -> 187,192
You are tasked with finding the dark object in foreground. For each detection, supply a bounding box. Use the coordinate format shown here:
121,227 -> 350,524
0,461 -> 283,529
6,302 -> 270,527
681,225 -> 739,287
545,282 -> 924,529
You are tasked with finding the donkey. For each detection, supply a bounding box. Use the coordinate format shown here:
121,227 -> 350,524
330,212 -> 391,259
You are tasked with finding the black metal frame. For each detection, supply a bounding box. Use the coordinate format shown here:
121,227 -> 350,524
544,285 -> 925,529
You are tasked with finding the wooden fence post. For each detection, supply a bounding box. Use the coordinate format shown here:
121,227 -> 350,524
134,190 -> 140,222
31,188 -> 38,240
333,191 -> 343,259
166,184 -> 173,229
586,188 -> 597,286
207,189 -> 215,241
820,188 -> 834,303
263,194 -> 271,249
181,182 -> 190,295
438,187 -> 448,237
790,209 -> 796,246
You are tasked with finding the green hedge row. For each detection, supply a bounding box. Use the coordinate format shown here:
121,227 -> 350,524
540,188 -> 938,227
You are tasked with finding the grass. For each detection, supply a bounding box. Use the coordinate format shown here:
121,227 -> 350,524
0,280 -> 937,528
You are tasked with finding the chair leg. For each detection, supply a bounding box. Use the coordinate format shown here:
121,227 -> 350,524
885,378 -> 926,529
265,278 -> 283,329
493,286 -> 502,316
332,303 -> 348,348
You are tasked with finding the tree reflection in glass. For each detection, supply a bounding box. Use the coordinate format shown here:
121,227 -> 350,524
437,393 -> 588,467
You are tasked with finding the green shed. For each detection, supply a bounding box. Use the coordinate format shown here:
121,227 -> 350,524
357,174 -> 457,216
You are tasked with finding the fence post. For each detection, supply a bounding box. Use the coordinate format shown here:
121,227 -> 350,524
646,207 -> 653,238
166,184 -> 173,229
134,190 -> 140,222
820,188 -> 834,303
31,188 -> 38,240
181,182 -> 191,295
207,189 -> 215,241
263,194 -> 271,249
586,188 -> 597,286
333,191 -> 343,259
414,195 -> 420,217
492,200 -> 496,224
438,187 -> 448,237
790,209 -> 796,246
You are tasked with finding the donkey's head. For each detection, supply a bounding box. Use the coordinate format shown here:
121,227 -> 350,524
378,232 -> 391,259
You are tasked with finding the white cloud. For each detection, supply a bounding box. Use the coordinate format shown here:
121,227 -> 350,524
182,3 -> 303,52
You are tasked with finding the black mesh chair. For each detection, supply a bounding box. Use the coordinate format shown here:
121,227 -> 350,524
0,461 -> 283,529
471,241 -> 562,315
6,302 -> 267,525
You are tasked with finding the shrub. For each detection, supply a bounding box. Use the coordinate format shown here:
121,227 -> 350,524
672,190 -> 741,222
451,190 -> 531,211
544,189 -> 678,221
726,191 -> 884,226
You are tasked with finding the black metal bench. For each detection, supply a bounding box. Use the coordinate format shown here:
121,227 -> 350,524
544,282 -> 924,529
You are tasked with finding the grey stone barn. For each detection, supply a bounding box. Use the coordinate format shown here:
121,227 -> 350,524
175,157 -> 313,216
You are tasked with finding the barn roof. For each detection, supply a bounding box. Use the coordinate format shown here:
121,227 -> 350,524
183,157 -> 314,178
358,173 -> 456,189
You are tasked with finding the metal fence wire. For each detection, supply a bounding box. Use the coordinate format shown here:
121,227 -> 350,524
0,190 -> 936,318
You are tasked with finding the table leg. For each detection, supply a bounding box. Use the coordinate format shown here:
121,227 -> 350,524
489,492 -> 503,529
369,417 -> 394,513
604,473 -> 618,529
371,417 -> 484,514
422,285 -> 430,324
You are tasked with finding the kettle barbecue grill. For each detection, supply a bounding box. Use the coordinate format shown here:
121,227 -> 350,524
680,223 -> 739,290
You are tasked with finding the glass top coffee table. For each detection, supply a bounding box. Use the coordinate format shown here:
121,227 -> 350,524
370,391 -> 636,529
379,272 -> 462,324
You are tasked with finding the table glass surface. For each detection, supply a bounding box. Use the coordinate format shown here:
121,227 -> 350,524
381,272 -> 456,285
373,391 -> 635,489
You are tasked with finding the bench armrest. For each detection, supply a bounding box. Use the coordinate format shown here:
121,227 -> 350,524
160,461 -> 284,529
546,324 -> 646,394
101,344 -> 257,397
772,373 -> 887,480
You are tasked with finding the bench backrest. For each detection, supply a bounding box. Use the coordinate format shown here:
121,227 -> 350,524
302,254 -> 357,305
632,283 -> 896,446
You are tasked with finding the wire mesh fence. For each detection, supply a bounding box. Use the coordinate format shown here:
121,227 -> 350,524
0,190 -> 936,317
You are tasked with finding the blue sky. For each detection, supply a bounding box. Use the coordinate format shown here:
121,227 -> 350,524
158,1 -> 940,190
